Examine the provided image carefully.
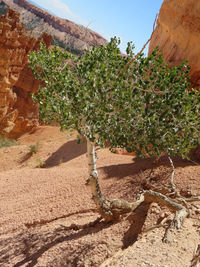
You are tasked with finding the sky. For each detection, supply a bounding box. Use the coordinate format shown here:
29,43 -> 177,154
30,0 -> 163,54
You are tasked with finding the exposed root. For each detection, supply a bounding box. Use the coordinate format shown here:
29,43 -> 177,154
96,188 -> 191,242
143,223 -> 168,233
190,244 -> 200,267
86,175 -> 189,230
143,190 -> 188,228
86,157 -> 200,242
25,208 -> 97,228
86,174 -> 144,222
59,216 -> 102,231
98,193 -> 145,222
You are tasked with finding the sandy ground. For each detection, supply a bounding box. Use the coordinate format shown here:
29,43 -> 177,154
0,126 -> 199,267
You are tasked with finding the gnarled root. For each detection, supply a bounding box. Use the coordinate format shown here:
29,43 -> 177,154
143,190 -> 188,229
190,244 -> 200,267
94,189 -> 190,243
98,194 -> 145,222
141,190 -> 189,242
86,155 -> 199,242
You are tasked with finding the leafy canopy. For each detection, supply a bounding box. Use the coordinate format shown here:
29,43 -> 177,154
28,37 -> 200,158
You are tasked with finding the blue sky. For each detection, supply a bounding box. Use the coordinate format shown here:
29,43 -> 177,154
30,0 -> 163,54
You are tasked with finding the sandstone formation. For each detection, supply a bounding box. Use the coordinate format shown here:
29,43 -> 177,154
149,0 -> 200,89
0,9 -> 51,138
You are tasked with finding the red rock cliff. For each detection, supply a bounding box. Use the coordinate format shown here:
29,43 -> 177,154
149,0 -> 200,88
13,0 -> 107,47
0,9 -> 51,138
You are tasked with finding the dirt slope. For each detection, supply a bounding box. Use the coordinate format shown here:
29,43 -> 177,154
0,126 -> 199,266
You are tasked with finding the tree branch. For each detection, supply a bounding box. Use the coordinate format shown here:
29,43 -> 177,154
121,14 -> 158,74
190,244 -> 200,267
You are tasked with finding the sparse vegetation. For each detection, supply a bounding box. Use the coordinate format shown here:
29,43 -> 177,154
58,159 -> 63,165
0,2 -> 8,16
29,141 -> 40,156
0,138 -> 18,149
35,158 -> 45,168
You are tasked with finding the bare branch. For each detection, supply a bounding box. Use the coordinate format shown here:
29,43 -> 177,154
121,13 -> 158,74
143,223 -> 168,233
190,244 -> 200,267
168,156 -> 177,194
59,216 -> 102,231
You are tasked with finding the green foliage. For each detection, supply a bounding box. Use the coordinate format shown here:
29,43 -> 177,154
76,135 -> 84,144
0,138 -> 18,149
29,141 -> 40,155
35,158 -> 45,168
28,38 -> 200,159
0,3 -> 8,16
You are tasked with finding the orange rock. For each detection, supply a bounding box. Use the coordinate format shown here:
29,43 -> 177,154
0,9 -> 51,138
149,0 -> 200,88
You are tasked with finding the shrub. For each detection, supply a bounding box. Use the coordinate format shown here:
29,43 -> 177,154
0,138 -> 18,149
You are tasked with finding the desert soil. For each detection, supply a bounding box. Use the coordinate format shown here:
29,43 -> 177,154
0,126 -> 199,267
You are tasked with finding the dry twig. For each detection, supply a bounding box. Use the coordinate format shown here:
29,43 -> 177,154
190,244 -> 200,267
121,13 -> 158,73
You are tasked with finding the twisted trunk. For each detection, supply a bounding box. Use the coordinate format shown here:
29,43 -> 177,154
86,139 -> 104,209
85,140 -> 191,233
87,139 -> 98,179
86,139 -> 145,221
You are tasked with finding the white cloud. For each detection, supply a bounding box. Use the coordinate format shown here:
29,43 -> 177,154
32,0 -> 88,25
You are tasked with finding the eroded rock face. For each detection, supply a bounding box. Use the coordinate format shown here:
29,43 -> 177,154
0,9 -> 51,138
149,0 -> 200,88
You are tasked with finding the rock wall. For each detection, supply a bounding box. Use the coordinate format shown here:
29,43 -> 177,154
0,9 -> 51,138
149,0 -> 200,88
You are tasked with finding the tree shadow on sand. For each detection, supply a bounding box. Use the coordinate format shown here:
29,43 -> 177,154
0,207 -> 153,267
99,156 -> 199,202
44,140 -> 87,168
122,202 -> 151,249
0,219 -> 112,267
100,156 -> 198,180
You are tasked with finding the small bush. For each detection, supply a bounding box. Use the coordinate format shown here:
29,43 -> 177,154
29,141 -> 40,155
0,138 -> 18,149
35,158 -> 45,168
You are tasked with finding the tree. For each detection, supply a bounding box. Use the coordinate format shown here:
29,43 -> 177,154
28,38 -> 200,234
